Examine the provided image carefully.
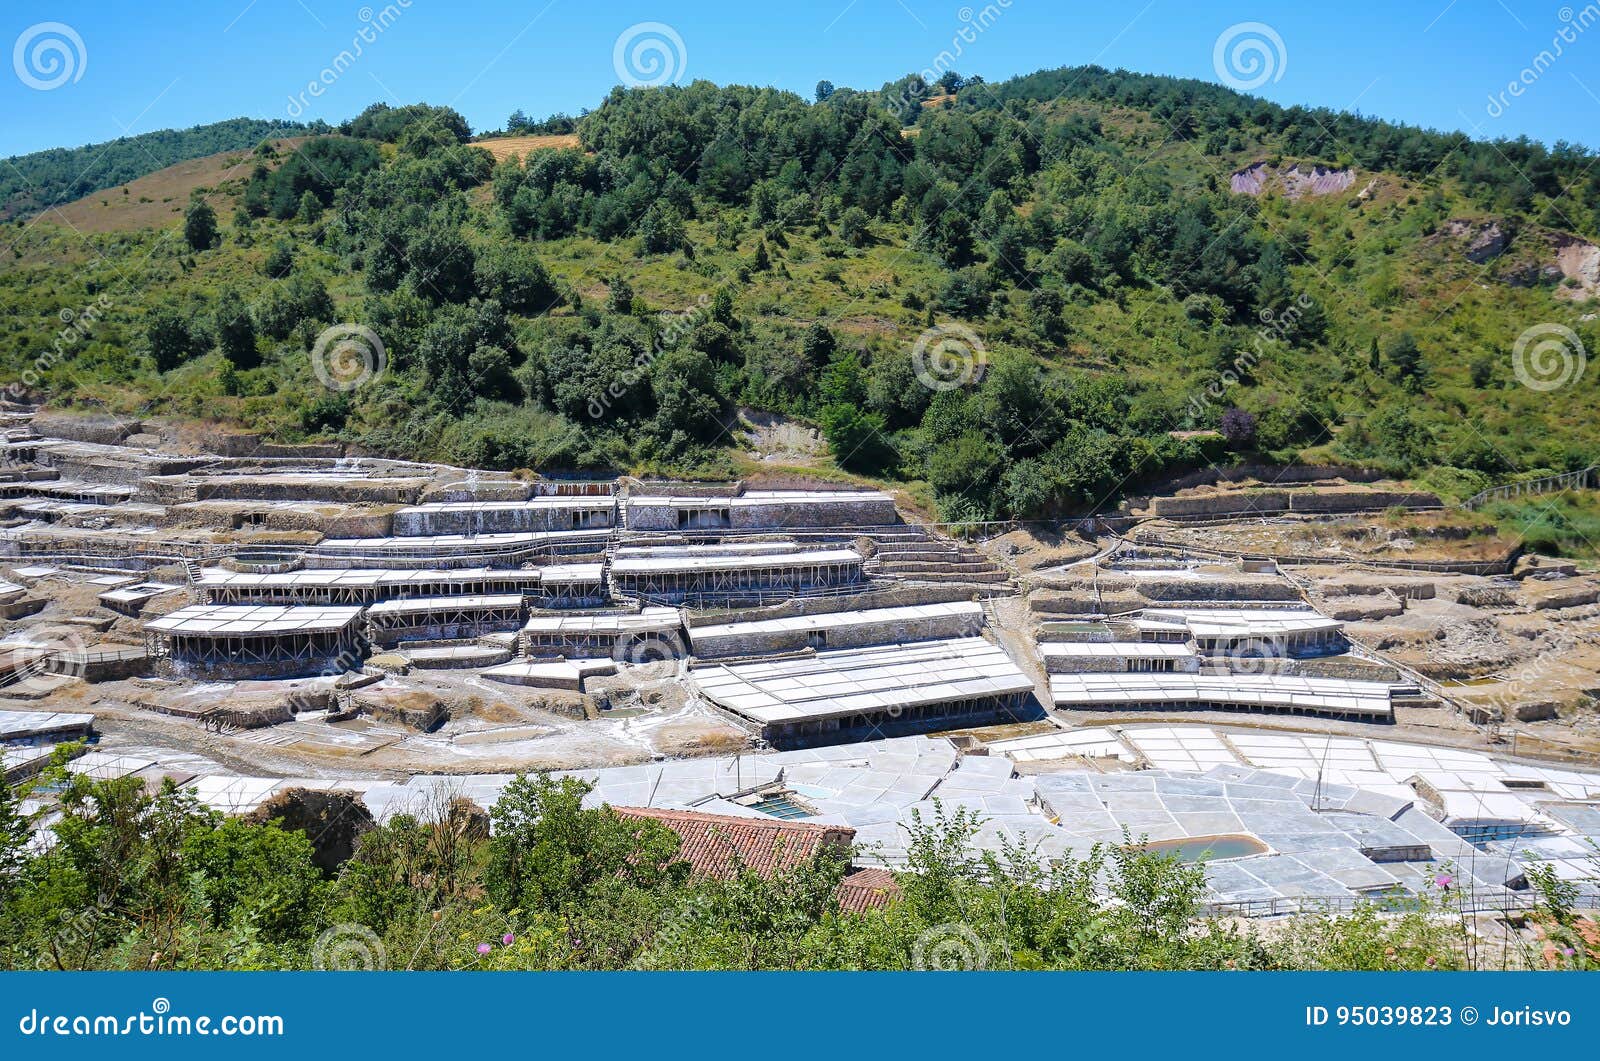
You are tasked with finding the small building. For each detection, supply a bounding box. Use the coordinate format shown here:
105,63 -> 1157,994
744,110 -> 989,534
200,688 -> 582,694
625,489 -> 899,532
304,529 -> 607,570
611,806 -> 900,910
365,594 -> 527,647
530,563 -> 609,609
1039,640 -> 1200,674
689,601 -> 984,659
836,866 -> 903,912
533,478 -> 616,498
199,567 -> 545,605
1047,673 -> 1397,722
145,604 -> 365,679
391,498 -> 615,536
0,708 -> 93,746
1136,608 -> 1346,658
97,581 -> 182,616
612,806 -> 855,878
520,607 -> 686,661
0,479 -> 137,505
692,636 -> 1036,747
610,546 -> 864,604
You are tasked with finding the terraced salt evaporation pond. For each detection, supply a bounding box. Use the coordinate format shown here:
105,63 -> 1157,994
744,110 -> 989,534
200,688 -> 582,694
1142,835 -> 1270,863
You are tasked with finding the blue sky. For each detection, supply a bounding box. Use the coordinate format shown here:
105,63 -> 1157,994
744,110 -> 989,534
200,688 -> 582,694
3,0 -> 1598,157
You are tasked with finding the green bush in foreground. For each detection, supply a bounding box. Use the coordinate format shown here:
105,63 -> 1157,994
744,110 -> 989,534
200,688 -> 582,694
2,760 -> 1590,972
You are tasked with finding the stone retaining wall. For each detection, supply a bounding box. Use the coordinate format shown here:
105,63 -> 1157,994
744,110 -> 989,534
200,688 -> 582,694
690,606 -> 982,658
685,582 -> 976,626
189,477 -> 426,504
1147,487 -> 1442,519
165,501 -> 396,537
30,413 -> 141,445
1146,463 -> 1386,495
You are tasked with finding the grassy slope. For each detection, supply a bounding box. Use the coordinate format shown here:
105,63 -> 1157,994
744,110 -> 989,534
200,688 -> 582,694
36,138 -> 309,235
0,118 -> 308,221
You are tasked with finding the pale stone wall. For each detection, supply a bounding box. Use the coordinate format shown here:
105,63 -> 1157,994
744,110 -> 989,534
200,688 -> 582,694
1044,653 -> 1201,675
728,497 -> 900,529
191,477 -> 426,504
690,607 -> 982,658
166,501 -> 396,537
1149,491 -> 1290,517
30,412 -> 141,445
392,502 -> 614,535
627,494 -> 900,530
1148,487 -> 1442,519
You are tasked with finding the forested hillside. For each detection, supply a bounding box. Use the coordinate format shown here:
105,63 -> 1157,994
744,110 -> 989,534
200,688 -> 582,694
3,68 -> 1599,523
0,117 -> 312,221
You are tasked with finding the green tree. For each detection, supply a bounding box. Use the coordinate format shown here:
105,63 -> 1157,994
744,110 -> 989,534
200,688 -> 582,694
406,219 -> 477,303
927,430 -> 1002,503
606,276 -> 635,315
819,349 -> 868,407
1386,332 -> 1426,388
474,243 -> 558,314
639,202 -> 687,255
649,347 -> 724,451
0,776 -> 30,906
838,206 -> 870,247
143,309 -> 199,372
1027,287 -> 1066,343
485,775 -> 687,918
263,240 -> 294,279
214,288 -> 260,369
822,402 -> 894,473
181,817 -> 325,943
799,321 -> 837,378
183,198 -> 219,251
295,190 -> 323,223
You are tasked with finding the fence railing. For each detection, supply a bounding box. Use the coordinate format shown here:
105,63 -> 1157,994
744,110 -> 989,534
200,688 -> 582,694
1203,889 -> 1539,919
1462,466 -> 1596,511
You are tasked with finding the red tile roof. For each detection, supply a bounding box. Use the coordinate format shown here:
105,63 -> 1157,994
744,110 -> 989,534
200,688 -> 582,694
836,867 -> 902,913
614,806 -> 853,880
